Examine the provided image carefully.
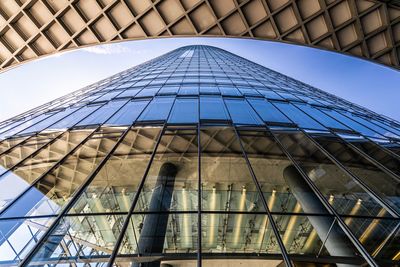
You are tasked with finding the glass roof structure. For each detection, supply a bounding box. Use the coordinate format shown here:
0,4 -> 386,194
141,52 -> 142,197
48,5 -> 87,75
0,45 -> 399,267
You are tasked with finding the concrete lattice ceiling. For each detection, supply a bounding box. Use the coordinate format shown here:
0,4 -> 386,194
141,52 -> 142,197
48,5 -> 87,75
0,0 -> 399,72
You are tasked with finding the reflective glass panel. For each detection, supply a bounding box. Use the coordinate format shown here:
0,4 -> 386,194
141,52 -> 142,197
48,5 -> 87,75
27,215 -> 126,266
69,127 -> 161,214
200,96 -> 229,121
200,127 -> 266,212
105,99 -> 149,125
0,217 -> 55,266
311,133 -> 400,214
168,98 -> 198,123
0,130 -> 92,212
135,128 -> 198,212
343,216 -> 399,262
248,98 -> 291,124
118,213 -> 198,258
273,102 -> 326,130
0,132 -> 60,176
224,98 -> 263,125
77,100 -> 127,126
274,130 -> 392,217
296,104 -> 350,130
275,215 -> 365,265
138,97 -> 174,121
202,212 -> 282,255
0,128 -> 123,218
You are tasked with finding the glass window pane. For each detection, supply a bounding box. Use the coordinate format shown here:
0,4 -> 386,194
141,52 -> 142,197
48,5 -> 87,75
116,88 -> 141,98
158,86 -> 179,95
346,138 -> 400,177
27,215 -> 126,266
0,217 -> 55,265
68,127 -> 161,214
200,127 -> 266,212
274,130 -> 392,218
199,86 -> 220,95
219,86 -> 241,96
93,90 -> 123,102
0,129 -> 92,212
273,102 -> 326,130
224,98 -> 263,125
0,127 -> 123,218
138,97 -> 174,122
343,217 -> 399,263
135,87 -> 160,98
117,213 -> 198,257
258,90 -> 284,100
238,129 -> 306,213
343,112 -> 400,139
248,98 -> 291,124
202,213 -> 283,255
77,100 -> 127,126
311,133 -> 400,214
178,86 -> 199,95
134,128 -> 198,212
105,100 -> 149,125
0,132 -> 60,176
275,215 -> 365,265
47,105 -> 101,131
0,135 -> 29,154
0,113 -> 52,138
296,104 -> 350,130
18,108 -> 79,135
168,98 -> 198,123
200,96 -> 229,121
320,109 -> 384,138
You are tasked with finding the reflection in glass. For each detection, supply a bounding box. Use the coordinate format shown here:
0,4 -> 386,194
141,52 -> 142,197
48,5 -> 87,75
0,132 -> 60,176
202,213 -> 282,255
0,217 -> 55,266
69,127 -> 161,214
0,127 -> 123,218
274,130 -> 392,218
27,215 -> 126,266
345,137 -> 400,177
0,130 -> 92,212
105,99 -> 149,125
138,97 -> 174,121
200,127 -> 265,212
168,98 -> 198,123
238,129 -> 305,213
118,213 -> 197,256
135,127 -> 198,212
224,98 -> 262,125
275,215 -> 364,264
311,133 -> 400,214
344,216 -> 399,263
0,136 -> 29,154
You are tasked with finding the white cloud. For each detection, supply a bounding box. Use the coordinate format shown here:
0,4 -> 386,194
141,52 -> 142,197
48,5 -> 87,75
82,44 -> 137,55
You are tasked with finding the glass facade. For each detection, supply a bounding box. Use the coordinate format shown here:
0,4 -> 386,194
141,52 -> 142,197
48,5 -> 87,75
0,45 -> 399,267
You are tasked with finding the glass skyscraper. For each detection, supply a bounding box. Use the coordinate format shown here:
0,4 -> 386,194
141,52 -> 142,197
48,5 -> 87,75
0,45 -> 399,267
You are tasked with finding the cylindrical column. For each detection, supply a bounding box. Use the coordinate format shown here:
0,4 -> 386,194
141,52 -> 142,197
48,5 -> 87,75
283,165 -> 357,266
133,162 -> 178,267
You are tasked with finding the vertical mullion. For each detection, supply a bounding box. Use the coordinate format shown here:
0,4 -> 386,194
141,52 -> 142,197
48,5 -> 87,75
197,46 -> 202,267
20,124 -> 133,266
107,124 -> 167,267
269,128 -> 379,267
233,126 -> 293,267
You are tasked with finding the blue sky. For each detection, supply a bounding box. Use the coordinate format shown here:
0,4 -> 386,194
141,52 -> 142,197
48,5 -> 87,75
0,37 -> 399,121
